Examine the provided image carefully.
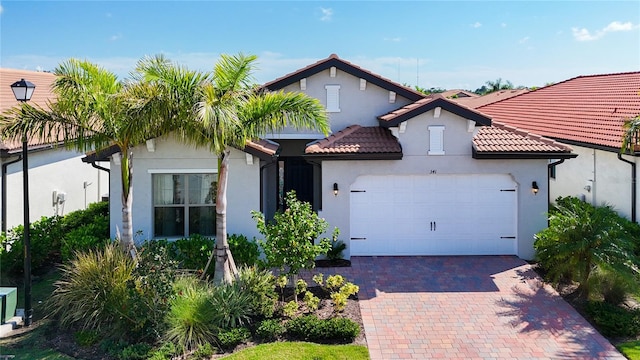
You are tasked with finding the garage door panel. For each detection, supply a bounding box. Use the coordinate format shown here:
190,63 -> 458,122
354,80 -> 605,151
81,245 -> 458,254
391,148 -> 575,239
350,175 -> 517,256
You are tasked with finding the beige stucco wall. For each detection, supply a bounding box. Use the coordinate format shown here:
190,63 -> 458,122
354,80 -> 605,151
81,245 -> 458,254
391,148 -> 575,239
550,145 -> 638,221
2,148 -> 109,229
319,109 -> 549,260
273,68 -> 414,137
109,135 -> 261,243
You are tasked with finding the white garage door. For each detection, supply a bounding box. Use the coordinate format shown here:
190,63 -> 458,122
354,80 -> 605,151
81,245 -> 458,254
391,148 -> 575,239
349,174 -> 517,256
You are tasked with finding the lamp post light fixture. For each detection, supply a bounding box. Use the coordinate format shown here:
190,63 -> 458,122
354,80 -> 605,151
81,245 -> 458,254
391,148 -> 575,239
10,78 -> 35,327
333,182 -> 339,196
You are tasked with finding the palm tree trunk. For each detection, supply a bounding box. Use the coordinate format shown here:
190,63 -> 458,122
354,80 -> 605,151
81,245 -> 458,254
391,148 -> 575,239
119,150 -> 135,257
212,149 -> 237,284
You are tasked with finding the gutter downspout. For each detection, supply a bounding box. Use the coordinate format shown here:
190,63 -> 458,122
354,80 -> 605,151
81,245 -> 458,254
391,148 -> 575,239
547,159 -> 565,207
618,153 -> 636,223
2,155 -> 23,236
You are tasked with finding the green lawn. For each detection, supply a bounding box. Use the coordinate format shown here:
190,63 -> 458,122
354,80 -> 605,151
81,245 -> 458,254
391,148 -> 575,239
0,344 -> 72,360
617,340 -> 640,360
221,342 -> 370,360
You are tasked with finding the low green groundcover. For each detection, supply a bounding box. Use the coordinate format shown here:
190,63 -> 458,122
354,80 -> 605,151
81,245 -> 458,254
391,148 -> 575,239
221,341 -> 369,360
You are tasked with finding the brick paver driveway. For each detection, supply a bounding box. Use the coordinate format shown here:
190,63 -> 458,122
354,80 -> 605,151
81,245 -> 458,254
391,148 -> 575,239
304,256 -> 625,360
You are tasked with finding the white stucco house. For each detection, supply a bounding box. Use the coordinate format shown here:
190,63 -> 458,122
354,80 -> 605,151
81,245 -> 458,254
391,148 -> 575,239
0,68 -> 109,232
478,72 -> 640,223
100,55 -> 575,260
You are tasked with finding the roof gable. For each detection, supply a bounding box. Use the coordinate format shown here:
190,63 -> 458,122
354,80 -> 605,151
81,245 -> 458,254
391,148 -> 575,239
263,54 -> 425,102
378,96 -> 492,127
478,71 -> 640,150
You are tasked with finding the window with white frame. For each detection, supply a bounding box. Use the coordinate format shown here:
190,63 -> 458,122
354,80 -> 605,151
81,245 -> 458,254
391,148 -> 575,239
325,85 -> 341,112
152,173 -> 217,238
428,125 -> 445,155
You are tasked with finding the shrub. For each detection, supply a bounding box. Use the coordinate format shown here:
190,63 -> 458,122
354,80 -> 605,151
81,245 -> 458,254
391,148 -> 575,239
216,327 -> 250,350
314,273 -> 360,312
589,267 -> 635,305
61,220 -> 110,261
237,266 -> 278,318
146,342 -> 177,360
228,233 -> 260,267
164,276 -> 217,352
256,319 -> 285,342
169,234 -> 214,273
209,282 -> 253,330
283,300 -> 299,318
129,239 -> 180,340
326,240 -> 346,261
252,190 -> 336,301
534,196 -> 640,298
303,291 -> 320,312
191,343 -> 215,360
285,315 -> 360,343
119,343 -> 152,360
1,216 -> 64,275
60,201 -> 110,261
48,242 -> 136,333
585,301 -> 640,338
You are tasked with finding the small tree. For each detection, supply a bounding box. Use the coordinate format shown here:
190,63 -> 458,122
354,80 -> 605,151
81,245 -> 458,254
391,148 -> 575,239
534,196 -> 640,299
252,190 -> 336,301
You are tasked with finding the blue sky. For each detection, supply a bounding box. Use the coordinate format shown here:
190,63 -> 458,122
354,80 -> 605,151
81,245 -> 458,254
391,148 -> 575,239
1,1 -> 638,91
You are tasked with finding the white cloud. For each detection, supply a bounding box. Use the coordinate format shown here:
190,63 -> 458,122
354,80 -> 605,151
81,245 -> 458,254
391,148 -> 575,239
572,21 -> 639,41
471,22 -> 482,28
383,37 -> 402,42
0,4 -> 4,15
109,34 -> 123,41
501,23 -> 507,28
519,36 -> 530,44
320,7 -> 333,22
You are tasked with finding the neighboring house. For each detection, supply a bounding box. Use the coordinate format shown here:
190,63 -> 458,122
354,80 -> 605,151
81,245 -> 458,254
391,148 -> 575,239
452,89 -> 529,109
0,68 -> 109,232
103,54 -> 575,260
478,72 -> 640,222
439,89 -> 479,100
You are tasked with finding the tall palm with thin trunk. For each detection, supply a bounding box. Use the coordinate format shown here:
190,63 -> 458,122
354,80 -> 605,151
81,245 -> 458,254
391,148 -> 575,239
0,58 -> 181,253
139,53 -> 330,283
485,78 -> 514,94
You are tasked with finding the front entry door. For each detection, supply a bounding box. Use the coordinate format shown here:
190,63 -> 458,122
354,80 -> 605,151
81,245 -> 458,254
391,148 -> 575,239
280,157 -> 315,209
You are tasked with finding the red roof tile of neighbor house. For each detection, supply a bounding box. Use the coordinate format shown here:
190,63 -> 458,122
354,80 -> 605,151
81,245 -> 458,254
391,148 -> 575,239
0,68 -> 58,153
305,125 -> 402,159
477,72 -> 640,150
440,89 -> 479,99
263,54 -> 425,101
453,89 -> 530,109
473,121 -> 575,158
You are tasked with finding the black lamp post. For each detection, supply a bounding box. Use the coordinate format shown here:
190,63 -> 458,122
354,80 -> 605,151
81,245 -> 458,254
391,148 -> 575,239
10,78 -> 35,327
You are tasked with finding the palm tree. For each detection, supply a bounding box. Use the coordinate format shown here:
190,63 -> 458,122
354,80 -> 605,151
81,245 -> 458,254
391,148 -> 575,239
621,115 -> 640,153
484,78 -> 514,94
0,59 -> 182,253
138,53 -> 330,284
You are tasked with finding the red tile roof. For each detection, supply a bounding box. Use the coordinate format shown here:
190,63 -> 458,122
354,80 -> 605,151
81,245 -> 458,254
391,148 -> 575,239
477,72 -> 640,149
473,121 -> 575,158
440,89 -> 479,99
244,139 -> 280,160
453,89 -> 529,109
305,125 -> 402,159
0,68 -> 58,153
